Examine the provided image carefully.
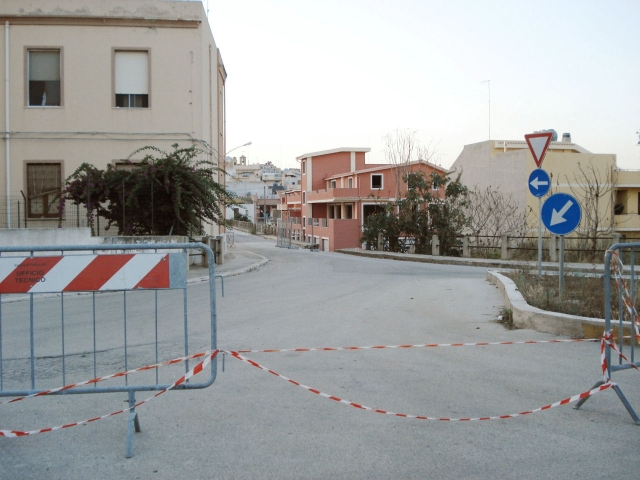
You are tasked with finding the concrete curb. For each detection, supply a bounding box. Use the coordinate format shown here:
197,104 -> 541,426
336,248 -> 603,272
187,250 -> 269,284
487,270 -> 632,338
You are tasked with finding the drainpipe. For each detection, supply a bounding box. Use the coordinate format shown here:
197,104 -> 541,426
5,21 -> 10,228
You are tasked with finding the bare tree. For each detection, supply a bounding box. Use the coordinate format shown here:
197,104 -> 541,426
564,160 -> 616,259
383,129 -> 437,199
464,186 -> 530,248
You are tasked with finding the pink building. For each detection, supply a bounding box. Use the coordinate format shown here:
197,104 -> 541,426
278,147 -> 447,252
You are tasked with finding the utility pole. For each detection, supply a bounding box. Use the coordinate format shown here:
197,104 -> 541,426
481,79 -> 490,140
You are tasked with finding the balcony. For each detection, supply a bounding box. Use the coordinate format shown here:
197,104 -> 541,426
307,188 -> 360,203
614,214 -> 640,232
286,192 -> 302,204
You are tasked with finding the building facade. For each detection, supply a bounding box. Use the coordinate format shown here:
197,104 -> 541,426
0,0 -> 227,235
279,147 -> 447,252
449,136 -> 640,237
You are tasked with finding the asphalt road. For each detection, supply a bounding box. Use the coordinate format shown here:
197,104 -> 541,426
1,232 -> 639,479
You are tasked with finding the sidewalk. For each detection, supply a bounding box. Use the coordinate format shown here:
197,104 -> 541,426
336,248 -> 605,273
187,246 -> 269,282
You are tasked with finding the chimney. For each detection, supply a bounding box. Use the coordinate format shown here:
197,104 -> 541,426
562,132 -> 571,143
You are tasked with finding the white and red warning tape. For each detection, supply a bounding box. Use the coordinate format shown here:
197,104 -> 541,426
227,350 -> 614,422
608,250 -> 640,340
235,337 -> 599,354
2,329 -> 639,436
0,350 -> 218,438
0,350 -> 216,405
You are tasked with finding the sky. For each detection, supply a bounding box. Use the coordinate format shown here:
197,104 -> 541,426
205,0 -> 639,170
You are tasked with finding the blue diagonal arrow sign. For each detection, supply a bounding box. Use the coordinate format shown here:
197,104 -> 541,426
528,169 -> 550,197
541,193 -> 582,235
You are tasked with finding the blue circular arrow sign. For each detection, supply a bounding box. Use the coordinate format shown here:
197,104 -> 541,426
541,193 -> 582,235
528,169 -> 551,197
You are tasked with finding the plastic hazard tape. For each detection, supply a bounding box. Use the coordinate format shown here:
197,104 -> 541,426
0,350 -> 218,438
0,350 -> 216,405
235,338 -> 599,354
3,331 -> 637,436
608,250 -> 640,339
228,350 -> 614,422
603,332 -> 640,376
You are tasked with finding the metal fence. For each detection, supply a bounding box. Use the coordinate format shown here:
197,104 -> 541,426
227,219 -> 277,236
0,196 -> 117,236
575,242 -> 640,423
275,218 -> 303,248
369,233 -> 639,263
0,242 -> 218,456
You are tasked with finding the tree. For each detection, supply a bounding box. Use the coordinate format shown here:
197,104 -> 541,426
383,129 -> 438,199
64,144 -> 235,236
563,160 -> 616,259
361,171 -> 469,255
464,186 -> 531,249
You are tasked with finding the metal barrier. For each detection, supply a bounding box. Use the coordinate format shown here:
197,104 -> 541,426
0,242 -> 218,456
276,219 -> 300,249
575,242 -> 640,423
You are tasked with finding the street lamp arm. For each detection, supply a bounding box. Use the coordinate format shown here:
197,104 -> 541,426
225,142 -> 252,157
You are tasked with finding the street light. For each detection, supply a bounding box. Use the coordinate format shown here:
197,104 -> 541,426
225,141 -> 252,160
219,142 -> 251,234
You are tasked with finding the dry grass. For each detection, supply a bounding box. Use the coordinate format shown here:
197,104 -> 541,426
503,271 -> 629,319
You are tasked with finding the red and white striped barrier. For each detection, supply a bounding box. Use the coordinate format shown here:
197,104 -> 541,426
0,253 -> 171,294
0,350 -> 218,438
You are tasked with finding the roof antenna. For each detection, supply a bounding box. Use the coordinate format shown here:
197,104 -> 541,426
481,79 -> 490,140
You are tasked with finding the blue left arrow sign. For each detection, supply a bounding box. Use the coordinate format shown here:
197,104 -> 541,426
528,169 -> 550,197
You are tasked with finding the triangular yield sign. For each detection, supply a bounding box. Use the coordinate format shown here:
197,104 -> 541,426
524,132 -> 553,168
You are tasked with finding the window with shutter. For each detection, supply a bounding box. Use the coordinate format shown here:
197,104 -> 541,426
26,163 -> 62,218
28,50 -> 61,106
114,50 -> 149,108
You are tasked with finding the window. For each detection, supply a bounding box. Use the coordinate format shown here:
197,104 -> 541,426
331,180 -> 337,188
114,50 -> 149,108
303,217 -> 306,228
302,161 -> 306,174
114,160 -> 141,171
328,205 -> 335,219
345,204 -> 353,219
26,163 -> 62,218
615,190 -> 627,215
28,49 -> 61,106
302,191 -> 306,204
348,177 -> 353,188
371,174 -> 383,189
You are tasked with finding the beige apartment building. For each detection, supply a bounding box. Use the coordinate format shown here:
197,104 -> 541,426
0,0 -> 227,235
450,135 -> 640,238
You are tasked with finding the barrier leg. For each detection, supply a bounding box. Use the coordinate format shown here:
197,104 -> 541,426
573,380 -> 604,409
611,384 -> 640,424
574,380 -> 640,424
126,390 -> 142,458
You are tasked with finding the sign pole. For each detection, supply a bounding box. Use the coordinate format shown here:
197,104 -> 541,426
559,235 -> 565,297
525,132 -> 556,278
538,197 -> 542,276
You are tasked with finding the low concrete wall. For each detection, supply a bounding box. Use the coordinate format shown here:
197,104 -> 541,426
487,270 -> 632,339
101,235 -> 188,245
0,228 -> 101,246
